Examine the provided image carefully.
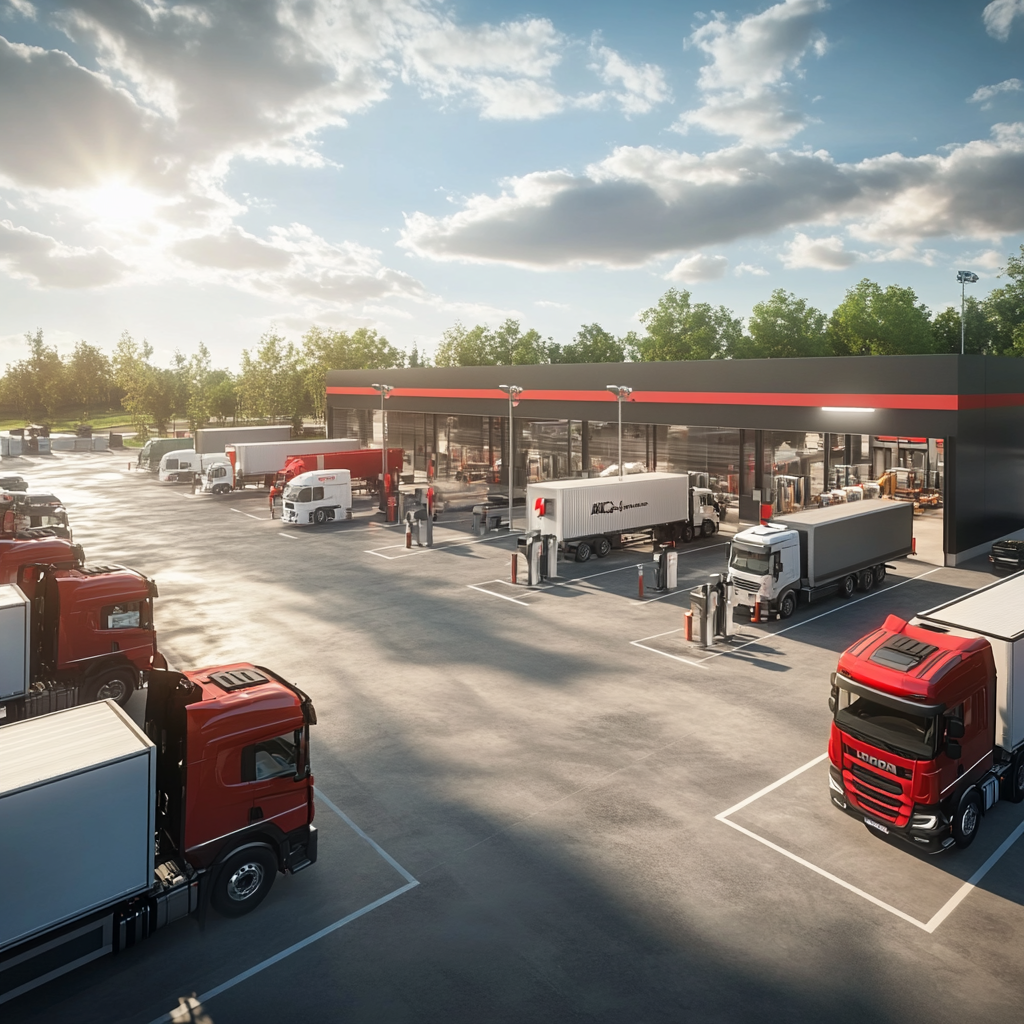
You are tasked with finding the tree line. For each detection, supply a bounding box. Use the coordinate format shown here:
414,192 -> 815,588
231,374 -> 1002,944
2,248 -> 1022,436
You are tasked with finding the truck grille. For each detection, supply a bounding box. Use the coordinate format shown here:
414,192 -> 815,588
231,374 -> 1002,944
842,760 -> 912,825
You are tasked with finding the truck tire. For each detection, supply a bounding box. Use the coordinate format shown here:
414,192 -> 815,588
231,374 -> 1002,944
212,846 -> 277,918
858,570 -> 875,592
594,536 -> 612,558
779,591 -> 797,619
213,484 -> 230,495
839,575 -> 856,599
314,508 -> 328,525
575,541 -> 593,563
701,520 -> 714,538
1003,752 -> 1024,803
682,523 -> 694,543
874,564 -> 887,585
953,790 -> 981,849
87,666 -> 137,707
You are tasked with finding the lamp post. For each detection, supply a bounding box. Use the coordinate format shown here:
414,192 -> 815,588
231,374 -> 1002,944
370,383 -> 393,508
956,270 -> 979,355
606,386 -> 633,480
498,384 -> 523,531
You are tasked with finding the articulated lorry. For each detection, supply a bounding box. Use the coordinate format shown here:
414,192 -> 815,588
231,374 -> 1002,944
526,473 -> 720,563
0,564 -> 158,721
829,572 -> 1024,852
225,438 -> 359,490
728,500 -> 913,620
277,447 -> 403,492
194,424 -> 290,454
0,666 -> 318,1004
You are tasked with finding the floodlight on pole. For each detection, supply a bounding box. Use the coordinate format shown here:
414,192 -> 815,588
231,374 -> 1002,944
606,386 -> 633,480
956,271 -> 979,355
370,383 -> 393,506
498,384 -> 523,531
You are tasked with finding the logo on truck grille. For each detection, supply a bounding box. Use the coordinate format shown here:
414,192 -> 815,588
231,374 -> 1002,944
856,750 -> 898,775
591,500 -> 649,515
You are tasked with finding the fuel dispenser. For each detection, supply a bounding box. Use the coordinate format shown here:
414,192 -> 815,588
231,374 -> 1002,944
656,545 -> 678,590
541,534 -> 558,580
688,574 -> 735,648
517,532 -> 542,586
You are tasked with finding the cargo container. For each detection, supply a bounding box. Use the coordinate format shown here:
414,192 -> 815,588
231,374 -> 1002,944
276,447 -> 403,492
0,667 -> 317,1004
194,425 -> 291,455
526,473 -> 720,562
226,437 -> 359,489
728,500 -> 913,619
828,572 -> 1024,852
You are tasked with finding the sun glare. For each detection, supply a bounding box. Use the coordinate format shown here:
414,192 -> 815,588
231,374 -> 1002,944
82,182 -> 160,228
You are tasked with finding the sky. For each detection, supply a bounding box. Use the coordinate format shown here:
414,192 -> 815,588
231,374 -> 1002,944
1,0 -> 1023,370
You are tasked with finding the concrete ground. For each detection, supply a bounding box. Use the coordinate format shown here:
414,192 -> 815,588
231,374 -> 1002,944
6,451 -> 1022,1024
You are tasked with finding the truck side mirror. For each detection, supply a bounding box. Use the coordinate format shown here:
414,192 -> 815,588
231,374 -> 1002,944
945,740 -> 962,760
947,718 -> 964,739
828,691 -> 836,713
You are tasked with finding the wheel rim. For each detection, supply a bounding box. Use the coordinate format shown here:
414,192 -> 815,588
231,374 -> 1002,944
226,861 -> 265,902
962,803 -> 978,836
96,676 -> 129,701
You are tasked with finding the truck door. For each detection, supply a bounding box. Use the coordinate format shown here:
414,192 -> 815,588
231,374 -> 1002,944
241,728 -> 310,834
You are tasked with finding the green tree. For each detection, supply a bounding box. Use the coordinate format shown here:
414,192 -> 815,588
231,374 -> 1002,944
629,289 -> 743,361
68,340 -> 112,420
237,330 -> 304,426
742,289 -> 828,359
550,323 -> 625,363
434,322 -> 492,366
931,298 -> 1003,355
981,244 -> 1024,355
207,370 -> 237,422
112,331 -> 154,441
0,330 -> 69,421
146,367 -> 178,434
828,279 -> 935,356
487,318 -> 550,365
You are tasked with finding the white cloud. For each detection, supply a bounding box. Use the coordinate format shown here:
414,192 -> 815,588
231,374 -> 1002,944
666,253 -> 728,282
735,262 -> 769,276
589,45 -> 671,115
5,0 -> 37,19
779,232 -> 857,269
675,0 -> 828,145
983,0 -> 1024,40
0,219 -> 127,287
535,299 -> 568,308
400,124 -> 1024,269
968,78 -> 1023,109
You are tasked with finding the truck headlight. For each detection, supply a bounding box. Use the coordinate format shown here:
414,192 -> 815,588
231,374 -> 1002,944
910,813 -> 937,831
829,774 -> 844,794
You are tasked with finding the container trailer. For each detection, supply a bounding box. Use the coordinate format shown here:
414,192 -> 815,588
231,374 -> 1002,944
226,437 -> 359,490
194,424 -> 290,455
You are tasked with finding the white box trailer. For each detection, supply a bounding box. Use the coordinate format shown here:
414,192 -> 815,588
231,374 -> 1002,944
527,473 -> 719,562
0,701 -> 155,954
914,574 -> 1024,753
227,437 -> 359,488
0,586 -> 30,702
194,425 -> 291,455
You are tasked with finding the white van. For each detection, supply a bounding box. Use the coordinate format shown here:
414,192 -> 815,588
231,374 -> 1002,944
281,470 -> 352,526
158,450 -> 229,483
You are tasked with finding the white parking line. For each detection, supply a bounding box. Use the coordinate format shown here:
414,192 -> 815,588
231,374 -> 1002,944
277,532 -> 298,540
467,581 -> 533,605
148,788 -> 418,1024
366,530 -> 520,560
715,753 -> 1024,933
230,507 -> 265,521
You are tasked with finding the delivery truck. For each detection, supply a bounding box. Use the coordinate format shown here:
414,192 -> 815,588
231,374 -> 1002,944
0,564 -> 158,721
194,424 -> 290,454
226,437 -> 359,490
281,470 -> 352,526
0,666 -> 318,1005
157,449 -> 231,483
728,500 -> 913,619
526,473 -> 720,563
277,447 -> 404,492
136,437 -> 193,473
828,572 -> 1024,852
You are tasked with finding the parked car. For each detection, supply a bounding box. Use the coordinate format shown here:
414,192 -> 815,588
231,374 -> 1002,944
0,474 -> 28,492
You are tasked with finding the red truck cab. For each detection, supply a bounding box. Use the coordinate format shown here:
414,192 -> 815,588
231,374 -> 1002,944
146,663 -> 317,915
828,613 -> 1008,852
0,535 -> 83,585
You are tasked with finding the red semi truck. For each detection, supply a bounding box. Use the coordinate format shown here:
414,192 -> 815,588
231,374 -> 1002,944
0,563 -> 158,722
276,447 -> 403,492
0,664 -> 318,1004
0,534 -> 84,584
828,573 -> 1024,852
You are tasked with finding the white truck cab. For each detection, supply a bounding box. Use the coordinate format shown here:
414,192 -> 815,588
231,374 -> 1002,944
691,487 -> 721,537
158,450 -> 229,483
727,524 -> 801,616
200,461 -> 234,495
281,469 -> 353,526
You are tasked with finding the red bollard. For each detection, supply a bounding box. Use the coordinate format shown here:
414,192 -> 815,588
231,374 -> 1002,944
911,536 -> 917,555
684,610 -> 693,642
638,564 -> 644,599
405,521 -> 412,548
752,598 -> 761,623
511,552 -> 518,584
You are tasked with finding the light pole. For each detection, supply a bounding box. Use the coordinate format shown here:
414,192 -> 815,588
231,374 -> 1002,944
606,386 -> 633,480
370,383 -> 393,509
957,270 -> 979,355
498,384 -> 523,531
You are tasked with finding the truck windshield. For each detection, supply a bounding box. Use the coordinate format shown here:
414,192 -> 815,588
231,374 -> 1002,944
283,484 -> 311,502
729,544 -> 771,575
834,685 -> 940,759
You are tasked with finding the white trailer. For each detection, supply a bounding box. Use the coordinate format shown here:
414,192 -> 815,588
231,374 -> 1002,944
194,425 -> 290,455
526,473 -> 720,562
157,450 -> 231,483
226,438 -> 359,489
281,470 -> 353,526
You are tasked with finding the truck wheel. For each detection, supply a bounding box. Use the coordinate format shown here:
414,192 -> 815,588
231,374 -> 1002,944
874,564 -> 887,585
858,570 -> 875,592
839,575 -> 856,599
87,666 -> 137,707
953,790 -> 981,849
314,508 -> 328,525
212,846 -> 277,918
575,541 -> 593,563
1004,753 -> 1024,803
682,523 -> 694,543
701,520 -> 714,538
779,591 -> 797,619
594,537 -> 612,558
